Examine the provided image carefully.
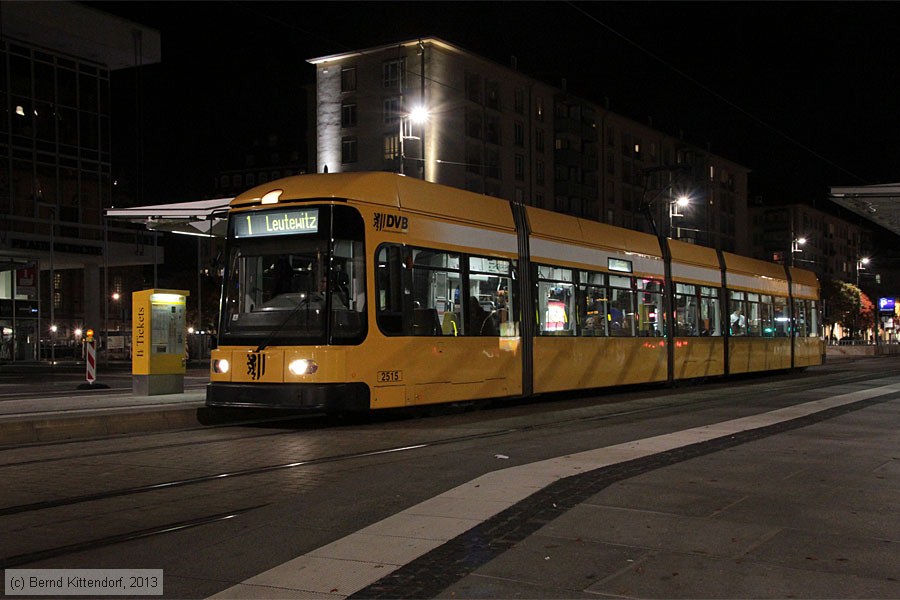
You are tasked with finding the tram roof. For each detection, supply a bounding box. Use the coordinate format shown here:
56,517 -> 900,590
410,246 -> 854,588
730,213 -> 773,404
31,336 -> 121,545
232,172 -> 517,230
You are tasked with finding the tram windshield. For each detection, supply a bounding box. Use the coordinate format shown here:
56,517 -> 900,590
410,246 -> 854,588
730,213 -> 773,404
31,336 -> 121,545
219,204 -> 366,346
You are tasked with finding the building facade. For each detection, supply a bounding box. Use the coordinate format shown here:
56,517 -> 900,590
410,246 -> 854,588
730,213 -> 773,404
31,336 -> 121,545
308,38 -> 750,254
0,2 -> 160,361
749,202 -> 866,283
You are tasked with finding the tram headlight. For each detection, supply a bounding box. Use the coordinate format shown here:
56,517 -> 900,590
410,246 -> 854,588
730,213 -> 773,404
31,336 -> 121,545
213,358 -> 230,374
289,358 -> 318,375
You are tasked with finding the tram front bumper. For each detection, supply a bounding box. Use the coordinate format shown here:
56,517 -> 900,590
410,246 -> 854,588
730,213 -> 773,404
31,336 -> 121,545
205,381 -> 370,412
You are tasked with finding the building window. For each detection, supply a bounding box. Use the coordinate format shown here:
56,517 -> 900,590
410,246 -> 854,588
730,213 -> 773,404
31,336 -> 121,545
486,148 -> 501,179
341,137 -> 358,163
515,154 -> 525,181
341,67 -> 357,92
341,103 -> 357,128
536,160 -> 545,185
536,97 -> 544,121
466,72 -> 481,103
485,115 -> 501,145
514,121 -> 524,147
514,87 -> 524,114
621,132 -> 632,155
536,129 -> 545,153
466,143 -> 482,175
486,81 -> 501,110
382,58 -> 406,89
466,109 -> 482,139
383,133 -> 399,160
383,97 -> 401,124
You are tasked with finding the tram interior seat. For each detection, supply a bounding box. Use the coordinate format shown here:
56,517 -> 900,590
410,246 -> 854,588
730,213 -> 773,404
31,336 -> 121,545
411,308 -> 441,336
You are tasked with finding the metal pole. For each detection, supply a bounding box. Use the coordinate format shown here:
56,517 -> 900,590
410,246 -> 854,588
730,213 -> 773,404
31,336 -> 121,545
49,209 -> 55,363
103,218 -> 109,365
197,235 -> 202,360
419,39 -> 426,180
399,116 -> 404,175
153,230 -> 158,287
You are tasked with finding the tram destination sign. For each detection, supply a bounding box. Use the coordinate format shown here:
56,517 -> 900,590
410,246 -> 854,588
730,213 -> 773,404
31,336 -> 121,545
234,208 -> 320,238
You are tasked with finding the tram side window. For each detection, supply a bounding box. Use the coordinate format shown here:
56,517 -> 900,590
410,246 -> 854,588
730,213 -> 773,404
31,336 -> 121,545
375,243 -> 515,337
608,275 -> 635,337
773,296 -> 789,336
412,248 -> 461,336
758,294 -> 774,337
700,286 -> 722,336
331,239 -> 367,340
674,283 -> 698,336
375,244 -> 461,336
793,299 -> 809,337
744,293 -> 762,337
579,271 -> 607,337
809,300 -> 821,337
729,291 -> 746,335
537,265 -> 575,336
375,245 -> 407,335
468,256 -> 516,337
637,278 -> 664,337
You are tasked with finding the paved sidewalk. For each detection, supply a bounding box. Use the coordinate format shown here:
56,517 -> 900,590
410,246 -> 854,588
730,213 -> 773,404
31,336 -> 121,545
0,387 -> 206,445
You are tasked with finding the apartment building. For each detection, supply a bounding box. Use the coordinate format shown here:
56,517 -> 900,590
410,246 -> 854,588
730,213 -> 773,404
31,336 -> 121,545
0,2 -> 160,360
749,203 -> 866,282
308,38 -> 749,254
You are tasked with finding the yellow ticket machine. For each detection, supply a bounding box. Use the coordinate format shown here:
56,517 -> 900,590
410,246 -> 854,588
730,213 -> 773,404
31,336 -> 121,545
132,289 -> 189,395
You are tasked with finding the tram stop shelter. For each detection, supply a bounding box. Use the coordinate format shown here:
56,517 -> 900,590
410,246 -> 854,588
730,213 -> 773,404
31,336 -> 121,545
105,197 -> 233,238
829,183 -> 900,238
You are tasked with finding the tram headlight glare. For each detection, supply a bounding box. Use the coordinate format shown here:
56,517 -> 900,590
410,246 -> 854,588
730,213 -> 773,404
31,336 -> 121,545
214,359 -> 230,374
289,359 -> 318,375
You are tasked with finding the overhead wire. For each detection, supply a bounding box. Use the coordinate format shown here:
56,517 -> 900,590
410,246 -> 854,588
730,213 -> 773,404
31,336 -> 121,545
565,1 -> 868,184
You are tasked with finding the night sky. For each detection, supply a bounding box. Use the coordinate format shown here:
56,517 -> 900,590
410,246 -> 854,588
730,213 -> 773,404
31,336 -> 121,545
88,1 -> 900,209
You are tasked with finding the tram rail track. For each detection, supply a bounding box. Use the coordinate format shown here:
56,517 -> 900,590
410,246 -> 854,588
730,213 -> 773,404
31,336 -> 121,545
0,366 -> 878,516
0,365 -> 884,571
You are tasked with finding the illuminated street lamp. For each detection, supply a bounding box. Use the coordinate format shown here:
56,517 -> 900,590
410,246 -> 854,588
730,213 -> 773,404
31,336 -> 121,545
399,104 -> 428,177
856,257 -> 870,287
790,237 -> 806,266
49,324 -> 57,363
669,195 -> 690,238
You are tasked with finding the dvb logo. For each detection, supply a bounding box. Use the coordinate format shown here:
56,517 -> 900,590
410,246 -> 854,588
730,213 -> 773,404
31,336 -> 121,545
374,213 -> 409,233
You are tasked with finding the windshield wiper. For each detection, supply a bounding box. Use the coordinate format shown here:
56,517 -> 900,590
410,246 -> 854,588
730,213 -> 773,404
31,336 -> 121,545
254,294 -> 323,352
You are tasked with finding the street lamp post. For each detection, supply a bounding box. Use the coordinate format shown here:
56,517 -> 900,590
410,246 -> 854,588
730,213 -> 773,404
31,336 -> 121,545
856,257 -> 871,343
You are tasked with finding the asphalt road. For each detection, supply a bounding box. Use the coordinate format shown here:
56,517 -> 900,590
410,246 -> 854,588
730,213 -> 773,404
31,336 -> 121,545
1,359 -> 898,598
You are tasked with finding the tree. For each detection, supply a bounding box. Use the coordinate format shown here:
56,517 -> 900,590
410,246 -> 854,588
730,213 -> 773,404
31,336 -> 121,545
820,276 -> 874,340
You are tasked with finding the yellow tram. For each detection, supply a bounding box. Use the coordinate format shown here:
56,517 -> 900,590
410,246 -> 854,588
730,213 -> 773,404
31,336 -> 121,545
207,172 -> 824,411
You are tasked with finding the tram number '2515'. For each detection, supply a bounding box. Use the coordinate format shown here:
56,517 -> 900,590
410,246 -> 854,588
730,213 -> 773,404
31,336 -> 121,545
377,370 -> 403,383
